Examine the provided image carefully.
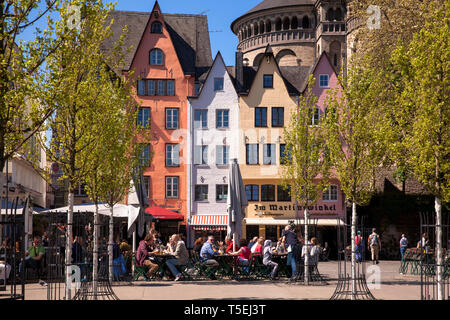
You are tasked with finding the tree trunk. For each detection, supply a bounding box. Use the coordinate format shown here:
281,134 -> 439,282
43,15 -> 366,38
351,201 -> 357,300
109,206 -> 114,284
304,209 -> 309,285
93,202 -> 99,300
65,191 -> 74,300
435,196 -> 443,300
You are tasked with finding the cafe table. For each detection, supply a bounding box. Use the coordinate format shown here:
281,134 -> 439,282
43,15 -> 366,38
152,253 -> 175,279
215,254 -> 236,279
271,252 -> 291,279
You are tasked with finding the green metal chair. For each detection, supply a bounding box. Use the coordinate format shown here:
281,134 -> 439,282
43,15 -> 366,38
132,256 -> 149,281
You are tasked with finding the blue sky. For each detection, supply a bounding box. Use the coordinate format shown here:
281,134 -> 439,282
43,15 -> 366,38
19,0 -> 261,66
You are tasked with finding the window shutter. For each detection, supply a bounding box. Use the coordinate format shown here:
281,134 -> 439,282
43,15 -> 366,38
216,146 -> 223,165
202,146 -> 208,164
174,145 -> 180,165
194,146 -> 201,165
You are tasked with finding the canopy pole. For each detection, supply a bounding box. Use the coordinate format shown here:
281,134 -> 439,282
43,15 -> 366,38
132,230 -> 136,277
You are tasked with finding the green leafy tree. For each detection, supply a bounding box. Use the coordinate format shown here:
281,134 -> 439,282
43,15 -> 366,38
0,0 -> 66,186
388,2 -> 449,299
39,0 -> 133,299
323,67 -> 386,299
281,76 -> 331,284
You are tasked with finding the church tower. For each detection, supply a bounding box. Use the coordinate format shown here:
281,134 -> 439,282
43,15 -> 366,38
314,0 -> 347,72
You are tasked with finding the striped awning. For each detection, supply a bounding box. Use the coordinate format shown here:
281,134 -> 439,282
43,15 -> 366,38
190,215 -> 228,231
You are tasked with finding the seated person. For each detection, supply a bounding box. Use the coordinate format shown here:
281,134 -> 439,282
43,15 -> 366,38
224,236 -> 237,253
230,239 -> 251,271
113,240 -> 126,279
165,234 -> 189,281
275,238 -> 286,253
19,236 -> 47,286
252,237 -> 264,254
200,235 -> 219,266
193,237 -> 204,255
136,234 -> 159,279
263,240 -> 279,279
119,239 -> 132,253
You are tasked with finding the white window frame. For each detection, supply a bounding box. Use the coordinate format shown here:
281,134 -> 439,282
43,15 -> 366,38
150,49 -> 163,65
137,107 -> 150,128
216,145 -> 229,165
166,108 -> 179,129
323,185 -> 338,201
166,177 -> 179,199
166,144 -> 180,167
194,109 -> 208,129
319,74 -> 329,88
214,77 -> 224,91
194,145 -> 208,165
216,109 -> 229,128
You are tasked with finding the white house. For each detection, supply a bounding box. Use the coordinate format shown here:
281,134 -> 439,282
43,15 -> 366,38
187,52 -> 240,245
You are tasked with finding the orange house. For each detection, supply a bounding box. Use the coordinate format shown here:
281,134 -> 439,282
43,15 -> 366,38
107,2 -> 212,239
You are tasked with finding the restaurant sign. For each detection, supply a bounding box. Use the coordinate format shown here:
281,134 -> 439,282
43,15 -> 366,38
253,203 -> 340,217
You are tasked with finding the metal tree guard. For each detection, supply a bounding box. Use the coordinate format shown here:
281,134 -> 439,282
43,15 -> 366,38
290,218 -> 327,285
330,216 -> 375,300
0,196 -> 25,300
43,211 -> 120,300
419,211 -> 449,300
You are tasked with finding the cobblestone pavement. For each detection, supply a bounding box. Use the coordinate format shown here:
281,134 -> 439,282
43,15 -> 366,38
22,261 -> 423,300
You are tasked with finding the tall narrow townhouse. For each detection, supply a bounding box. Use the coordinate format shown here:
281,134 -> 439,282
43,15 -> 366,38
105,2 -> 212,241
237,45 -> 345,246
186,52 -> 240,246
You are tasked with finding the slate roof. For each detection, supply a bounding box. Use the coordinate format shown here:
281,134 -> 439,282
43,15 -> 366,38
102,10 -> 212,76
232,0 -> 315,31
245,0 -> 315,16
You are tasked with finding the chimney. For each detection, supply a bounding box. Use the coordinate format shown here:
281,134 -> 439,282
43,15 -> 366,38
235,50 -> 244,92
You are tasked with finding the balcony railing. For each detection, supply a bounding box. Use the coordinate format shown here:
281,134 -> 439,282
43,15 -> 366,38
238,29 -> 315,51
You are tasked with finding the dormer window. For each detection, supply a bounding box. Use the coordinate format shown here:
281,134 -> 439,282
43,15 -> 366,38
319,74 -> 329,88
150,48 -> 163,65
151,21 -> 162,34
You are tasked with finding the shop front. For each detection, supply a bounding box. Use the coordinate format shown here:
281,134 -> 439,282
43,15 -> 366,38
189,215 -> 229,247
242,180 -> 346,251
145,206 -> 184,244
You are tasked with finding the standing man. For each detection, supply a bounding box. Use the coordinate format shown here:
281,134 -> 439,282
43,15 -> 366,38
355,231 -> 363,263
399,234 -> 408,261
368,228 -> 381,265
282,225 -> 299,280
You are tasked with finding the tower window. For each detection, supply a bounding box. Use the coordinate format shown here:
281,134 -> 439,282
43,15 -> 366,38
151,21 -> 162,34
302,16 -> 310,29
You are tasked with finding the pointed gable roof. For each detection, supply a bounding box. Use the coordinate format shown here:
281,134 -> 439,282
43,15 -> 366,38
241,44 -> 300,96
189,51 -> 238,99
102,2 -> 212,76
301,51 -> 337,93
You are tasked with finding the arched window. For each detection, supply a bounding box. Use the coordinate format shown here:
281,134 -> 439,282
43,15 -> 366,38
248,26 -> 252,37
275,18 -> 282,31
335,8 -> 343,21
266,20 -> 272,33
151,21 -> 162,34
150,48 -> 163,65
334,54 -> 338,67
291,16 -> 298,29
259,21 -> 265,34
302,16 -> 310,29
326,9 -> 334,21
254,24 -> 259,36
283,17 -> 290,30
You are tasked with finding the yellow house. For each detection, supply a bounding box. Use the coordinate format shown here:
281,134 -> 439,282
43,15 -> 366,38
238,45 -> 308,241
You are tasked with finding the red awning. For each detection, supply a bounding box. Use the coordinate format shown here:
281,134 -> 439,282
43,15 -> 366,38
145,206 -> 184,220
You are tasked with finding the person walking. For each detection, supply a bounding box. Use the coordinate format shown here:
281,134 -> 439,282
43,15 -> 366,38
399,234 -> 408,261
368,228 -> 381,265
355,231 -> 363,263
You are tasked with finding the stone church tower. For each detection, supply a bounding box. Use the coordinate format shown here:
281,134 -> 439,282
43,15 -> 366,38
231,0 -> 347,72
